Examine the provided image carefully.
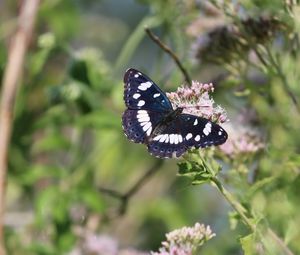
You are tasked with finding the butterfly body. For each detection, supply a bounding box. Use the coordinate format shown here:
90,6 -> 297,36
122,68 -> 228,158
149,107 -> 183,140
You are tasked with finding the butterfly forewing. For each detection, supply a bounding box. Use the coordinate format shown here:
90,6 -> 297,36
124,68 -> 173,112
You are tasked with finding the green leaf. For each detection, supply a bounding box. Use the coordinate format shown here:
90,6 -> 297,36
228,211 -> 240,230
76,110 -> 120,129
35,186 -> 59,225
21,165 -> 65,185
177,161 -> 193,175
29,33 -> 56,76
191,174 -> 211,185
240,233 -> 256,255
248,176 -> 277,197
80,189 -> 106,213
57,232 -> 76,252
32,132 -> 71,153
178,158 -> 216,186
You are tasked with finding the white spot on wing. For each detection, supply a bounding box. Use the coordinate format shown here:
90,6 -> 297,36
218,130 -> 222,135
137,113 -> 148,119
138,116 -> 150,122
153,93 -> 160,98
138,81 -> 152,91
193,119 -> 198,126
165,134 -> 169,143
134,74 -> 139,78
133,93 -> 141,99
137,100 -> 145,106
169,134 -> 175,144
146,127 -> 152,136
195,135 -> 200,141
203,122 -> 212,136
154,135 -> 163,141
143,122 -> 151,132
137,110 -> 147,115
140,122 -> 148,126
174,134 -> 178,144
159,134 -> 167,143
178,135 -> 183,143
203,129 -> 209,136
186,133 -> 193,140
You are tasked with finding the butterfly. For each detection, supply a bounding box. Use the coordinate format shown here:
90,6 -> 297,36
122,68 -> 228,158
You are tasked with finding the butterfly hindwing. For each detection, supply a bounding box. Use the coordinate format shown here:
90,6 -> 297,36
147,114 -> 228,158
147,119 -> 187,158
124,68 -> 173,111
122,109 -> 164,144
179,114 -> 228,148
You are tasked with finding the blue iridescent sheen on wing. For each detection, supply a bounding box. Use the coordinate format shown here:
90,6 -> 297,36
124,68 -> 173,112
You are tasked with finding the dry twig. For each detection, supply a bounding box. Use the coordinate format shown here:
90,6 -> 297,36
99,159 -> 163,219
0,0 -> 40,253
145,27 -> 192,86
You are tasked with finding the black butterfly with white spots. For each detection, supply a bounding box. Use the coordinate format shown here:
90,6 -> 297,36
122,68 -> 228,158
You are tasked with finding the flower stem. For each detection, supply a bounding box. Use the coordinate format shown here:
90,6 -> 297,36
198,154 -> 256,231
264,45 -> 300,113
210,176 -> 256,232
199,156 -> 294,255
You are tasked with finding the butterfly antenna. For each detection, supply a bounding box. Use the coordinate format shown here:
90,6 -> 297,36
180,104 -> 211,109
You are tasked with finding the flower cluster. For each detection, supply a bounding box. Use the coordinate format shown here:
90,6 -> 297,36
167,81 -> 228,124
219,124 -> 264,157
68,232 -> 147,255
151,223 -> 215,255
193,15 -> 288,64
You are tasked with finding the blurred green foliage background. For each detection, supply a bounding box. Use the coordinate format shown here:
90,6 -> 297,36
1,0 -> 300,254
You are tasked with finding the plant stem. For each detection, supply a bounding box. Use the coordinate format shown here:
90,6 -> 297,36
210,176 -> 295,255
210,176 -> 256,232
264,46 -> 300,113
99,159 -> 163,218
145,27 -> 192,86
0,1 -> 39,254
267,229 -> 295,255
197,154 -> 255,231
200,157 -> 295,255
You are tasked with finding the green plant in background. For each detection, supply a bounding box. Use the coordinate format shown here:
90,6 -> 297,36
0,0 -> 300,255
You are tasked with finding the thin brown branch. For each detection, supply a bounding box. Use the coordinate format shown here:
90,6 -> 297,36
0,0 -> 40,253
267,229 -> 295,255
99,159 -> 163,217
125,159 -> 163,198
145,27 -> 192,86
98,187 -> 124,199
